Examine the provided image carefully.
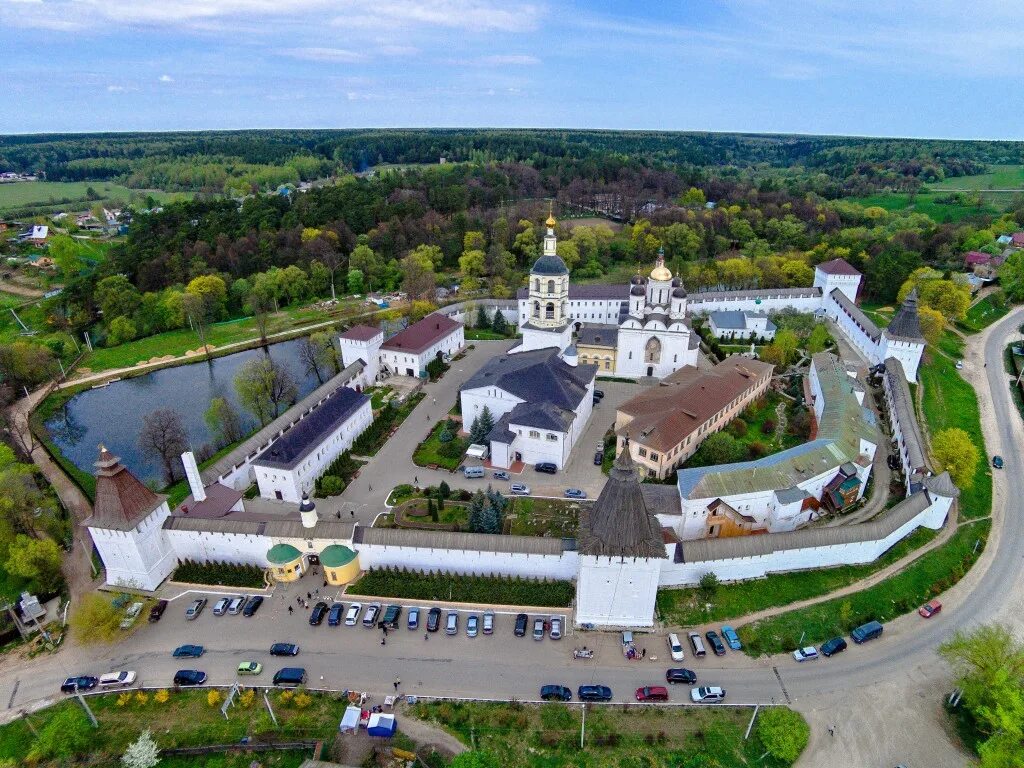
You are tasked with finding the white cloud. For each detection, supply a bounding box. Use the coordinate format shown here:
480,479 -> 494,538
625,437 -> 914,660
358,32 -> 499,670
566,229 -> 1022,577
279,47 -> 367,63
378,44 -> 420,56
478,54 -> 539,66
106,84 -> 137,92
331,0 -> 541,33
158,74 -> 174,82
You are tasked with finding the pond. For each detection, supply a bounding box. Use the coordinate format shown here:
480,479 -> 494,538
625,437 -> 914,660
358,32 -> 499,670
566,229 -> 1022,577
44,337 -> 328,487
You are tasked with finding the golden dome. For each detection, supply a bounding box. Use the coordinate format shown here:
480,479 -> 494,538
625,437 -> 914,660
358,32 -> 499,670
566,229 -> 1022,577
545,214 -> 557,227
650,264 -> 672,281
545,200 -> 556,228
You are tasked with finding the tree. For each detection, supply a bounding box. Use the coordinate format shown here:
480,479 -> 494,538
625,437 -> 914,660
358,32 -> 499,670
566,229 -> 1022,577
27,703 -> 93,762
806,325 -> 830,354
410,300 -> 437,321
95,275 -> 142,322
49,234 -> 84,277
5,535 -> 63,594
917,306 -> 945,346
309,260 -> 331,297
0,464 -> 56,537
491,309 -> 509,336
463,231 -> 486,252
774,328 -> 799,362
139,408 -> 188,485
401,248 -> 437,300
556,240 -> 580,271
931,427 -> 979,489
121,729 -> 160,768
476,304 -> 489,328
180,292 -> 212,361
185,274 -> 228,320
0,341 -> 57,391
448,752 -> 502,768
695,432 -> 746,465
204,397 -> 243,447
107,315 -> 137,346
697,572 -> 720,603
347,268 -> 365,295
757,707 -> 810,763
468,490 -> 487,533
350,244 -> 382,289
999,251 -> 1024,302
278,264 -> 310,305
512,220 -> 538,263
298,334 -> 331,384
245,279 -> 276,345
459,249 -> 486,278
679,187 -> 707,207
70,592 -> 123,643
234,357 -> 298,426
469,406 -> 495,444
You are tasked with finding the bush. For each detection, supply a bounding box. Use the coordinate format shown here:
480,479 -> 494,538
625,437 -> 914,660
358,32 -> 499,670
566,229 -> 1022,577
728,418 -> 747,437
348,568 -> 574,607
762,418 -> 776,434
747,441 -> 768,458
314,450 -> 363,496
318,475 -> 344,496
758,707 -> 809,763
172,559 -> 264,588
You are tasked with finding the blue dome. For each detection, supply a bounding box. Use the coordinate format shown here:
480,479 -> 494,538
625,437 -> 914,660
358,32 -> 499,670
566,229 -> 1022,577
531,254 -> 569,276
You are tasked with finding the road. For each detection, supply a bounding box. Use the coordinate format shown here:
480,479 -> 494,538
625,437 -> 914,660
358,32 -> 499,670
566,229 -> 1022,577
3,315 -> 1022,767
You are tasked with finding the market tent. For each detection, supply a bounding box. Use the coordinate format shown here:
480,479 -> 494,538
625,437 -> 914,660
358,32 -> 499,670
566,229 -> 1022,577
367,712 -> 396,737
339,706 -> 361,733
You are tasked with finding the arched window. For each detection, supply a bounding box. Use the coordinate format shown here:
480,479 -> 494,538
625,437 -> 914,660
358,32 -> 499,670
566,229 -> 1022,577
547,279 -> 555,294
545,302 -> 555,319
645,336 -> 662,364
533,301 -> 540,318
534,278 -> 540,292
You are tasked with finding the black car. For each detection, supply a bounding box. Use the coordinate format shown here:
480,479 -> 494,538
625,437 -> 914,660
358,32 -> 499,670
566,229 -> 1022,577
61,675 -> 98,694
270,642 -> 300,656
534,462 -> 557,474
514,612 -> 528,637
172,644 -> 205,658
426,606 -> 443,633
148,599 -> 168,623
173,669 -> 207,686
242,595 -> 264,617
540,684 -> 572,701
821,637 -> 848,657
577,685 -> 613,702
705,630 -> 727,656
593,389 -> 605,399
593,450 -> 604,466
665,668 -> 697,685
309,601 -> 328,626
327,603 -> 344,626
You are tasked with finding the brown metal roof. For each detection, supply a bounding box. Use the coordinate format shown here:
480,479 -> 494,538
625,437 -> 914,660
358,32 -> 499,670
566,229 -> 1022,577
340,325 -> 382,341
815,258 -> 861,276
84,446 -> 165,531
381,314 -> 462,354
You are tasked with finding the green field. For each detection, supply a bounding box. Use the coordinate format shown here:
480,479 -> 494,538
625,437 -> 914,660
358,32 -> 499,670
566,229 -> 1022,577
0,181 -> 186,215
846,191 -> 997,222
926,164 -> 1024,191
958,295 -> 1010,334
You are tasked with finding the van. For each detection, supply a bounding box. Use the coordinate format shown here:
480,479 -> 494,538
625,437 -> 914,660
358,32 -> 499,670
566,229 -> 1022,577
272,667 -> 307,686
687,631 -> 706,657
851,620 -> 884,644
463,466 -> 485,479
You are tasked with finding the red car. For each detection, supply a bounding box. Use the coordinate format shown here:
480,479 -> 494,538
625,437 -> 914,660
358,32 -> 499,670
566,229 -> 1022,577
635,686 -> 669,703
918,599 -> 942,618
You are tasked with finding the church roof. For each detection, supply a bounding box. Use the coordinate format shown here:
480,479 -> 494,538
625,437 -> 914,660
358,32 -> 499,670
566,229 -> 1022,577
576,324 -> 619,348
578,442 -> 667,559
531,254 -> 569,276
506,400 -> 577,432
85,446 -> 165,531
885,288 -> 924,341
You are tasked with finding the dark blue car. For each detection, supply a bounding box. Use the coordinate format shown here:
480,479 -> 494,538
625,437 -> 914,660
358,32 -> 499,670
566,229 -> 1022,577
172,644 -> 205,658
577,685 -> 613,702
328,603 -> 345,626
540,685 -> 572,701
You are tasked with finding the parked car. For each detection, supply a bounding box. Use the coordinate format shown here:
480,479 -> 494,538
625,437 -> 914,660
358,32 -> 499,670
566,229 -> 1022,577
635,686 -> 669,703
463,465 -> 485,478
381,604 -> 402,629
407,606 -> 420,630
184,598 -> 207,620
61,675 -> 98,694
851,620 -> 884,644
466,614 -> 479,637
593,389 -> 605,400
99,671 -> 137,688
705,630 -> 727,656
212,597 -> 230,616
492,470 -> 510,481
445,611 -> 459,635
269,643 -> 300,656
148,599 -> 168,623
173,670 -> 206,686
690,686 -> 726,703
540,684 -> 572,702
535,462 -> 557,474
955,359 -> 964,370
564,488 -> 587,499
362,603 -> 382,627
665,668 -> 697,685
227,596 -> 246,615
309,601 -> 328,625
172,644 -> 205,658
594,451 -> 604,466
328,603 -> 345,626
482,609 -> 494,635
237,661 -> 263,675
687,631 -> 706,657
514,612 -> 528,637
993,455 -> 1004,469
721,626 -> 742,651
509,483 -> 531,495
345,603 -> 363,626
549,617 -> 562,640
820,637 -> 848,657
427,606 -> 442,632
242,595 -> 264,617
919,599 -> 942,618
533,617 -> 545,641
667,632 -> 685,661
272,667 -> 307,686
793,646 -> 819,662
577,685 -> 613,702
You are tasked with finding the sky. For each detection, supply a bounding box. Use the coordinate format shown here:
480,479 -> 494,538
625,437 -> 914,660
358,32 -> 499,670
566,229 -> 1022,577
2,0 -> 1023,139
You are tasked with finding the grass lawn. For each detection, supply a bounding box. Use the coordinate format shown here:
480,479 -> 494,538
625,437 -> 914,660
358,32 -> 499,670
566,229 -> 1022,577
412,420 -> 467,470
411,700 -> 804,768
30,383 -> 97,498
845,191 -> 997,222
926,164 -> 1024,191
0,181 -> 187,215
506,497 -> 581,537
917,348 -> 991,519
957,295 -> 1010,334
348,569 -> 575,607
464,327 -> 513,341
739,519 -> 990,656
364,385 -> 396,410
657,526 -> 937,627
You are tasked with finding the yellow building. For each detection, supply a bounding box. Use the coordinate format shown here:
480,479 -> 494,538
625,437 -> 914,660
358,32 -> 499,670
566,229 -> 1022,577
576,324 -> 618,373
266,543 -> 306,582
320,544 -> 360,585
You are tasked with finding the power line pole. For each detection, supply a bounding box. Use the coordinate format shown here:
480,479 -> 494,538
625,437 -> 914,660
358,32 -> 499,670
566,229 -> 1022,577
75,693 -> 98,727
580,703 -> 586,749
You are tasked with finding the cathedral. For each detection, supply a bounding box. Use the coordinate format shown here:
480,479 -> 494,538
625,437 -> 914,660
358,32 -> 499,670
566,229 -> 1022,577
513,214 -> 700,378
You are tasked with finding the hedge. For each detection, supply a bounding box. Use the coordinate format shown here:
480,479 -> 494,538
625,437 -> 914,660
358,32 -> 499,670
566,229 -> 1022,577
171,560 -> 265,588
347,567 -> 574,607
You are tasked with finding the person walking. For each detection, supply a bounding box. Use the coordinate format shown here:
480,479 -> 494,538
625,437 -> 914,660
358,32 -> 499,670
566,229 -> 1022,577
381,637 -> 386,646
394,677 -> 400,691
307,592 -> 311,600
288,606 -> 293,614
414,476 -> 418,485
424,632 -> 429,641
351,509 -> 355,518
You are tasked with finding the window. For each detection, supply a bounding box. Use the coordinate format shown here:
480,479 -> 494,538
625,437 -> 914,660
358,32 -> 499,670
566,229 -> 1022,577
604,361 -> 610,370
546,433 -> 558,441
545,302 -> 555,319
534,278 -> 540,291
529,430 -> 540,438
650,453 -> 659,461
533,300 -> 540,318
638,447 -> 647,457
547,279 -> 555,294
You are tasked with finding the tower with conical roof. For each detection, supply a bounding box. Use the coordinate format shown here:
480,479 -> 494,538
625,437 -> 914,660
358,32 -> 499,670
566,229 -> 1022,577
84,445 -> 176,591
575,439 -> 667,627
880,288 -> 926,382
513,204 -> 574,354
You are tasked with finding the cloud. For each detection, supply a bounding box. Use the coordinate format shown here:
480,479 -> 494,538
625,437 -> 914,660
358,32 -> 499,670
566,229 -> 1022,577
279,47 -> 367,63
106,84 -> 137,92
331,0 -> 541,33
378,44 -> 420,57
478,54 -> 539,66
159,74 -> 174,82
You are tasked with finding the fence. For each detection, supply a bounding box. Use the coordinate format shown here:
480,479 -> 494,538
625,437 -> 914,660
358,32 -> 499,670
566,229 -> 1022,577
161,739 -> 320,757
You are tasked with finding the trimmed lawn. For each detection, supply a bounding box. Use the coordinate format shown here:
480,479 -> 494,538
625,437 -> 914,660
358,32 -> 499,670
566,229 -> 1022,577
506,497 -> 581,537
464,327 -> 513,341
364,385 -> 396,410
739,519 -> 990,656
657,526 -> 937,627
957,295 -> 1009,334
347,569 -> 575,607
412,420 -> 467,470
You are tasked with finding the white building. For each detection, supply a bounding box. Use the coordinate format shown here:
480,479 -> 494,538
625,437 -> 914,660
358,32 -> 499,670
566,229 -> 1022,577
378,314 -> 464,378
813,258 -> 862,303
513,212 -> 574,354
707,310 -> 777,340
459,347 -> 595,469
338,325 -> 384,386
826,287 -> 926,381
253,386 -> 372,503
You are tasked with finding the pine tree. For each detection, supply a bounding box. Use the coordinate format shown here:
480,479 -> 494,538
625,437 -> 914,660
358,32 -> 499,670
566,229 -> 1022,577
437,488 -> 445,511
468,490 -> 488,532
427,497 -> 436,521
121,729 -> 160,768
491,308 -> 508,335
470,406 -> 495,444
439,480 -> 451,499
476,304 -> 489,328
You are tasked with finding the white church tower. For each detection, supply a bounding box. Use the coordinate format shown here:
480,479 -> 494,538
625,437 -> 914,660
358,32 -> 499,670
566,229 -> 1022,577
513,208 -> 573,354
880,288 -> 926,382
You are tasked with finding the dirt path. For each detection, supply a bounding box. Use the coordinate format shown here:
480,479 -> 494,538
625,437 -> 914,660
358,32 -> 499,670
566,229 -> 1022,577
397,711 -> 469,757
0,280 -> 45,299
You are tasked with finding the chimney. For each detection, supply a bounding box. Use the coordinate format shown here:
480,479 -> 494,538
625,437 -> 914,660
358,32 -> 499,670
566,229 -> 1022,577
181,451 -> 206,502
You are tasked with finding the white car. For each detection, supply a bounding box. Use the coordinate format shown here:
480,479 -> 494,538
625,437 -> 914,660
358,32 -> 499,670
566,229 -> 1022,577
99,670 -> 137,688
690,685 -> 726,703
667,632 -> 685,662
344,603 -> 362,626
550,617 -> 562,640
792,646 -> 819,662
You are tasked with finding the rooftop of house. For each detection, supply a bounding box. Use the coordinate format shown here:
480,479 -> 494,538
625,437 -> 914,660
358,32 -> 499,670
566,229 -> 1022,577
84,446 -> 165,531
462,347 -> 596,413
829,288 -> 882,342
576,323 -> 619,348
616,357 -> 774,453
815,257 -> 861,276
380,314 -> 461,354
885,289 -> 925,341
176,481 -> 244,519
708,310 -> 777,332
253,387 -> 369,470
340,325 -> 383,342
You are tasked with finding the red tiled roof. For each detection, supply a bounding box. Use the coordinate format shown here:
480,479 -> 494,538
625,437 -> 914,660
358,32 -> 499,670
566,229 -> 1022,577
1012,232 -> 1024,247
815,258 -> 861,276
340,325 -> 382,341
381,314 -> 462,354
964,251 -> 992,266
85,446 -> 165,531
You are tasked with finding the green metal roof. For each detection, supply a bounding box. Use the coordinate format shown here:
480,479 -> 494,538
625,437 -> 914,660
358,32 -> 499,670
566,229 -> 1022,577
266,543 -> 302,565
319,544 -> 357,568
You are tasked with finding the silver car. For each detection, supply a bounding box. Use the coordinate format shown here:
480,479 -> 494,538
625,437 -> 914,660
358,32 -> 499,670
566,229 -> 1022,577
227,596 -> 246,615
510,483 -> 531,496
482,610 -> 494,635
549,617 -> 562,640
184,598 -> 207,620
211,597 -> 230,616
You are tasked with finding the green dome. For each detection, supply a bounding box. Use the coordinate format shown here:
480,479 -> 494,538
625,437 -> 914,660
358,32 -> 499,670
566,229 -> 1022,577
319,544 -> 357,568
266,543 -> 302,565
531,254 -> 569,276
